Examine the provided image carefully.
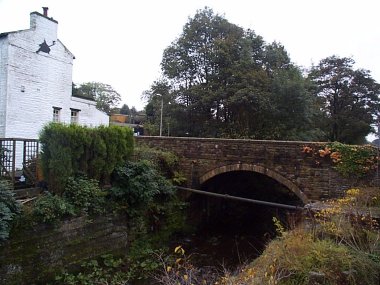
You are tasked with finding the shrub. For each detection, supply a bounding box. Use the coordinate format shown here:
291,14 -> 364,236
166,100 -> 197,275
133,146 -> 187,185
329,142 -> 378,177
0,180 -> 20,242
32,192 -> 75,224
108,160 -> 187,282
109,160 -> 174,207
39,123 -> 134,193
63,176 -> 105,215
134,146 -> 178,172
313,188 -> 380,256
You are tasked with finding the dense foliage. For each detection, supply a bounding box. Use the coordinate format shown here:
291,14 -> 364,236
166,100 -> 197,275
119,104 -> 131,115
145,8 -> 321,140
0,180 -> 20,242
109,160 -> 174,207
133,146 -> 186,185
32,192 -> 75,224
26,147 -> 185,283
63,176 -> 105,216
327,142 -> 379,177
145,8 -> 380,143
108,160 -> 187,281
32,176 -> 106,224
39,123 -> 134,193
308,56 -> 380,144
302,142 -> 379,178
55,254 -> 128,285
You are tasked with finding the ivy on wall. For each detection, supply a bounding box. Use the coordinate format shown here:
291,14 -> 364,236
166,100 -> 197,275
302,142 -> 379,178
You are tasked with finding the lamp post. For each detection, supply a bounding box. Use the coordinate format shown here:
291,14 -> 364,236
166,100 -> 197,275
377,115 -> 379,187
166,102 -> 171,136
156,94 -> 163,136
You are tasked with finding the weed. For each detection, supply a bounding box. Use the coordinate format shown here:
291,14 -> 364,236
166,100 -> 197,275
32,192 -> 75,224
0,180 -> 21,241
54,254 -> 128,285
154,245 -> 221,285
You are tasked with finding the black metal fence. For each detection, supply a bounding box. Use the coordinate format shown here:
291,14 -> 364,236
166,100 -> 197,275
0,138 -> 39,187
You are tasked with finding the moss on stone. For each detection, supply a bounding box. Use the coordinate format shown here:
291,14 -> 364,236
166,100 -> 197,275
0,214 -> 128,284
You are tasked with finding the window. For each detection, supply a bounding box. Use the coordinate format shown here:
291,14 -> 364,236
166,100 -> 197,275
52,107 -> 61,122
70,108 -> 80,124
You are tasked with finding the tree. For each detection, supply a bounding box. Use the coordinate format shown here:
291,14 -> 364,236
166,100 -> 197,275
150,7 -> 319,140
73,82 -> 121,114
119,104 -> 130,115
308,56 -> 380,144
269,66 -> 324,140
263,42 -> 291,73
159,8 -> 246,136
143,79 -> 176,136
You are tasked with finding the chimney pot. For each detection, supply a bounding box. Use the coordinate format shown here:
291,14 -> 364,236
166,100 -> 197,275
42,7 -> 48,16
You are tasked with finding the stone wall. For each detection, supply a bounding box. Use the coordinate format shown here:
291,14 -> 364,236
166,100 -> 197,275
135,136 -> 375,202
0,214 -> 128,284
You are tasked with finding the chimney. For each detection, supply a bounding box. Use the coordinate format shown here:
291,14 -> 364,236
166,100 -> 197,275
42,7 -> 48,16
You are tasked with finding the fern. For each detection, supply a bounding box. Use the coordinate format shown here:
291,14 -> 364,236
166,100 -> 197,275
0,180 -> 21,242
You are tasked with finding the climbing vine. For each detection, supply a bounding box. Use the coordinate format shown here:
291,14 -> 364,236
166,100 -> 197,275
302,142 -> 378,178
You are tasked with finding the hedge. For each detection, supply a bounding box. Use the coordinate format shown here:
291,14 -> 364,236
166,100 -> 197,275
39,123 -> 134,193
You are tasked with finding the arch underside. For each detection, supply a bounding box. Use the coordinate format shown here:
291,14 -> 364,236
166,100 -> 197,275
199,163 -> 308,204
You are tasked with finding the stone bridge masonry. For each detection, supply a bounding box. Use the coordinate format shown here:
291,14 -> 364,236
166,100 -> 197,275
135,136 -> 376,204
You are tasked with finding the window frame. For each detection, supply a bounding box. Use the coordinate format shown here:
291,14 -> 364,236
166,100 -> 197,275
70,108 -> 80,124
52,107 -> 61,123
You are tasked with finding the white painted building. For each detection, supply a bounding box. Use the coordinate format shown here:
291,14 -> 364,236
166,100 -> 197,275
0,8 -> 109,140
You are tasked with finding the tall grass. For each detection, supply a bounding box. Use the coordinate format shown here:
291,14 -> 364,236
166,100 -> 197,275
219,188 -> 380,284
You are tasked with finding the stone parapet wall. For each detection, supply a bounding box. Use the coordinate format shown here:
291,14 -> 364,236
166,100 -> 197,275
0,214 -> 128,284
135,136 -> 375,202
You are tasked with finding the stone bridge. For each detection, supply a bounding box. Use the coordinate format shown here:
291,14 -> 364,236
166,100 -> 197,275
135,136 -> 378,204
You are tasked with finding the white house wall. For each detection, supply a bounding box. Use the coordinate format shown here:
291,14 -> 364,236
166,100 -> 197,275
0,35 -> 9,137
70,96 -> 109,127
2,14 -> 73,139
0,10 -> 110,171
0,11 -> 109,140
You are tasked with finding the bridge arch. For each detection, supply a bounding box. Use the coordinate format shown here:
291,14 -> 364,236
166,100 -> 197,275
199,163 -> 308,204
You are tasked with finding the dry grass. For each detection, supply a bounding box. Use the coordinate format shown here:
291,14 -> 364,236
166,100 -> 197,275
219,188 -> 380,285
220,228 -> 379,284
153,189 -> 380,284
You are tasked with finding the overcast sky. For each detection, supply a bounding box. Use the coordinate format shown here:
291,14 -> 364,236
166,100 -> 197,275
1,0 -> 379,111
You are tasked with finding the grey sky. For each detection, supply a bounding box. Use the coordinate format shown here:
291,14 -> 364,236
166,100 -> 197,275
1,0 -> 379,111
